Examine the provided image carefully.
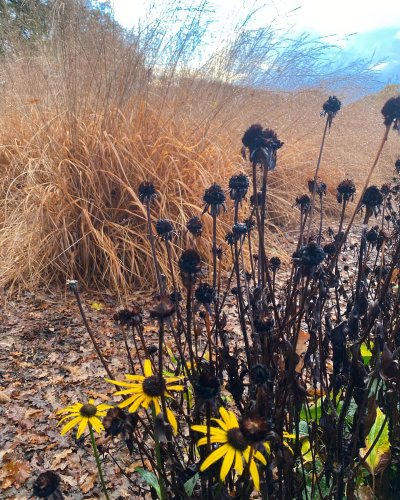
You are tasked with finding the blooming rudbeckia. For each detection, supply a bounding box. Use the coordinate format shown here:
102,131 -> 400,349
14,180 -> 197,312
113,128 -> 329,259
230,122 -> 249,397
106,359 -> 184,433
57,399 -> 112,438
191,407 -> 268,491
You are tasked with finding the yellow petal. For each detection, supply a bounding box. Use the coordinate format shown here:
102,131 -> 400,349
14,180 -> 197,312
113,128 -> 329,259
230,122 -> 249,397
165,385 -> 185,391
57,403 -> 82,415
96,403 -> 113,411
219,407 -> 232,428
90,417 -> 104,434
114,387 -> 145,395
197,434 -> 228,446
153,398 -> 161,415
234,451 -> 244,476
166,408 -> 178,434
165,376 -> 184,383
192,425 -> 227,437
200,444 -> 229,472
249,458 -> 260,491
60,416 -> 81,435
264,442 -> 271,454
57,413 -> 80,425
119,393 -> 143,409
106,379 -> 143,389
211,418 -> 228,431
254,451 -> 267,466
141,396 -> 152,409
76,417 -> 89,439
143,359 -> 152,377
220,446 -> 235,482
125,374 -> 145,381
128,394 -> 147,413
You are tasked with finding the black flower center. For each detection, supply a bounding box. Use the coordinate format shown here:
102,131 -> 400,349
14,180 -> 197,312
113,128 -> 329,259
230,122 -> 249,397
227,428 -> 248,452
80,404 -> 98,417
143,376 -> 164,397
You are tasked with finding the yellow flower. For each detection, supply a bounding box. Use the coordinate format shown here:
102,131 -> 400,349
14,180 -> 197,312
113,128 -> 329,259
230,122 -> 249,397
106,359 -> 185,433
191,407 -> 268,491
57,399 -> 112,439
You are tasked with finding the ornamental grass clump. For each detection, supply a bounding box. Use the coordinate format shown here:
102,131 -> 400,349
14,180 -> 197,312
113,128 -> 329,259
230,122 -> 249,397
53,93 -> 400,499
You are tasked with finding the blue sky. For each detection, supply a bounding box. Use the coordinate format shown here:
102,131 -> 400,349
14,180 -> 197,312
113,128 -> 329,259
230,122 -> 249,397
111,0 -> 400,86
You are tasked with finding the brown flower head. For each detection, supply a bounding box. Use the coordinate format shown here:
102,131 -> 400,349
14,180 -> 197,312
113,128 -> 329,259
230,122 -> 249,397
194,369 -> 221,402
138,181 -> 157,203
240,416 -> 269,443
186,216 -> 203,237
380,183 -> 391,197
178,249 -> 202,276
33,471 -> 61,498
361,186 -> 383,214
294,242 -> 326,267
269,256 -> 281,271
103,408 -> 138,453
241,124 -> 283,167
323,242 -> 336,255
114,305 -> 142,326
381,95 -> 400,128
150,295 -> 176,319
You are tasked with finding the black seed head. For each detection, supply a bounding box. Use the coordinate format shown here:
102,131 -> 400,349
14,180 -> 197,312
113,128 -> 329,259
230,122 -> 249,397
194,371 -> 220,402
337,179 -> 356,203
150,295 -> 175,319
195,283 -> 215,305
232,223 -> 248,239
138,181 -> 157,203
155,219 -> 174,240
240,416 -> 269,443
251,364 -> 270,385
143,376 -> 165,397
323,243 -> 336,255
186,216 -> 203,237
269,256 -> 281,271
381,95 -> 400,127
178,249 -> 202,275
203,183 -> 226,216
295,242 -> 326,267
33,471 -> 61,498
225,231 -> 235,246
395,159 -> 400,174
361,185 -> 383,209
229,173 -> 250,201
322,96 -> 341,116
295,194 -> 311,212
308,179 -> 327,197
114,305 -> 142,326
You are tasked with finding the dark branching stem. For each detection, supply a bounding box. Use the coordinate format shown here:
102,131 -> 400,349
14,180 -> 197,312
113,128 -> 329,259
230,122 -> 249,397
146,201 -> 164,294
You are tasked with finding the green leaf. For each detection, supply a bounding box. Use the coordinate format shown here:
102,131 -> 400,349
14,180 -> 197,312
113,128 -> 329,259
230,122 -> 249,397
134,467 -> 162,498
360,407 -> 391,475
184,472 -> 199,497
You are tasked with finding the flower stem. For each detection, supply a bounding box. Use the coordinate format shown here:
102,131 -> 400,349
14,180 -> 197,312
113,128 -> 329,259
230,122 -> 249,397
88,424 -> 110,500
151,405 -> 167,500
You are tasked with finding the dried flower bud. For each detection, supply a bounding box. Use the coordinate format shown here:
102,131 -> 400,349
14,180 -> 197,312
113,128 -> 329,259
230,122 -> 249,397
251,364 -> 270,385
195,283 -> 215,305
169,290 -> 183,303
366,227 -> 379,243
150,295 -> 175,319
308,179 -> 327,197
381,183 -> 391,197
241,124 -> 283,166
33,471 -> 61,498
155,219 -> 174,240
361,186 -> 383,211
240,416 -> 269,443
323,243 -> 336,255
225,231 -> 234,246
178,249 -> 202,276
295,242 -> 326,267
103,407 -> 138,438
336,179 -> 356,203
203,183 -> 226,216
114,305 -> 142,326
322,96 -> 341,127
194,371 -> 220,402
232,223 -> 248,240
138,181 -> 157,203
229,173 -> 249,202
295,194 -> 311,213
381,95 -> 400,128
269,256 -> 281,271
186,216 -> 203,237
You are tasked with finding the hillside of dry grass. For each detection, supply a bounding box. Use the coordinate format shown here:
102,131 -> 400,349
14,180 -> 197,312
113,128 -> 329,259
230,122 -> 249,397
0,1 -> 398,296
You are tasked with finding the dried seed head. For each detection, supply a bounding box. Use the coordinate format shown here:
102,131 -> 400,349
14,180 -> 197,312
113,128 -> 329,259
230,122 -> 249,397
229,173 -> 250,201
103,407 -> 137,437
269,256 -> 281,271
143,375 -> 165,397
227,427 -> 248,451
381,183 -> 391,197
308,179 -> 327,197
169,290 -> 183,303
253,312 -> 274,334
295,242 -> 326,267
114,305 -> 142,326
323,243 -> 336,255
241,124 -> 283,166
178,249 -> 202,275
381,95 -> 400,128
186,216 -> 203,237
138,181 -> 157,203
322,95 -> 341,116
203,183 -> 226,216
361,185 -> 383,209
150,295 -> 175,319
337,179 -> 356,203
244,217 -> 255,232
155,219 -> 174,240
295,194 -> 311,212
251,364 -> 270,385
240,416 -> 269,443
250,191 -> 263,206
225,231 -> 235,246
33,471 -> 61,498
395,159 -> 400,174
194,371 -> 220,402
232,222 -> 248,240
195,283 -> 215,305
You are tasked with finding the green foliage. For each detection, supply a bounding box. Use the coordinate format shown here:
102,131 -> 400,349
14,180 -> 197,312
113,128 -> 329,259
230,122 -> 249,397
360,407 -> 391,476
